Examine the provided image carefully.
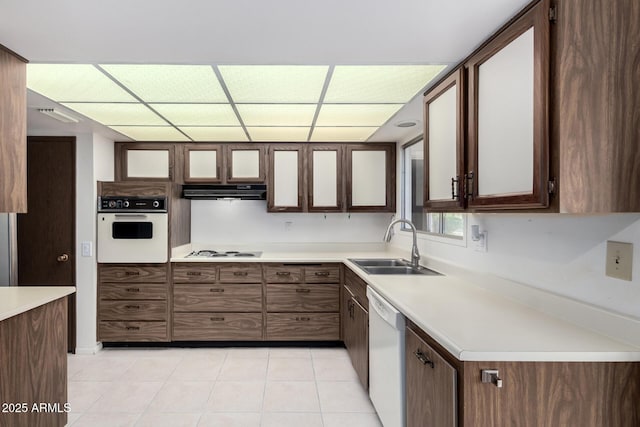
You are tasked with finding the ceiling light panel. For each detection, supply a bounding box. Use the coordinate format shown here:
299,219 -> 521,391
179,127 -> 248,142
236,104 -> 317,126
246,127 -> 310,142
109,126 -> 189,141
219,66 -> 329,103
60,103 -> 166,125
315,104 -> 403,127
27,64 -> 136,102
101,65 -> 228,102
150,104 -> 239,126
324,65 -> 446,103
310,127 -> 378,142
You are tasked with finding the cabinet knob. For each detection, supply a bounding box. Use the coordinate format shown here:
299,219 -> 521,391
276,271 -> 291,277
233,271 -> 249,276
296,288 -> 311,293
481,369 -> 503,388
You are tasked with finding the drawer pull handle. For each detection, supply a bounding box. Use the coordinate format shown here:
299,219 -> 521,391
296,288 -> 311,293
187,272 -> 202,276
314,271 -> 330,277
125,271 -> 140,276
233,271 -> 249,276
209,288 -> 225,293
125,305 -> 140,309
126,326 -> 140,331
295,316 -> 311,321
414,349 -> 435,369
210,316 -> 225,321
125,287 -> 140,292
276,271 -> 291,277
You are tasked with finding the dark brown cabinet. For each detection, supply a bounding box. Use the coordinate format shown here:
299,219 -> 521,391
346,144 -> 396,212
226,144 -> 265,183
307,144 -> 344,212
342,267 -> 369,389
115,143 -> 176,182
0,45 -> 27,213
267,144 -> 305,212
183,144 -> 223,183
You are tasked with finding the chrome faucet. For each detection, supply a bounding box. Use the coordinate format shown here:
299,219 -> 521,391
383,219 -> 420,268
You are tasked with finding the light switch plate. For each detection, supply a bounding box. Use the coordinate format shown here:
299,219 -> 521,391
81,241 -> 93,257
605,241 -> 633,281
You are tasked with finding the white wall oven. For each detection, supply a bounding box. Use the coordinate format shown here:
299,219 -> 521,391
97,196 -> 168,263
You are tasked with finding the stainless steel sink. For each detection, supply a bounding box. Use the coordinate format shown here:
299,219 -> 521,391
349,259 -> 442,276
349,258 -> 410,267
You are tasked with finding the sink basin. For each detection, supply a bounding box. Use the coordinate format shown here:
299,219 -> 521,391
349,258 -> 410,267
362,265 -> 442,276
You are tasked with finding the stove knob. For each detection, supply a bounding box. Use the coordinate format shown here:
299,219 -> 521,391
108,200 -> 116,208
123,200 -> 130,208
152,201 -> 160,208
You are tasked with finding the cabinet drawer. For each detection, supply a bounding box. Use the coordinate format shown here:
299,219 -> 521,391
172,264 -> 218,283
219,264 -> 262,283
100,265 -> 167,283
174,284 -> 262,312
266,313 -> 340,340
99,321 -> 168,342
345,267 -> 368,308
264,265 -> 303,283
266,283 -> 339,312
173,313 -> 263,341
99,300 -> 167,321
99,282 -> 167,300
305,265 -> 340,283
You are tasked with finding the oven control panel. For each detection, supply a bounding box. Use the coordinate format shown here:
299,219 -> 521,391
98,196 -> 167,212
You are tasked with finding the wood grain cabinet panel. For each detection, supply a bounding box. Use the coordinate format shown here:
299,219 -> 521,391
172,264 -> 218,283
173,284 -> 262,312
99,321 -> 168,342
266,313 -> 340,340
342,283 -> 369,390
100,264 -> 167,283
0,45 -> 27,213
304,266 -> 340,283
219,264 -> 262,283
99,300 -> 167,321
99,282 -> 168,300
266,283 -> 339,312
173,312 -> 263,340
264,265 -> 304,283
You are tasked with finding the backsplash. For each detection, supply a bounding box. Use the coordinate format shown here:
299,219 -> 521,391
191,200 -> 393,244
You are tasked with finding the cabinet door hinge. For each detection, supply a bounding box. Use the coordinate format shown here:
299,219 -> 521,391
548,178 -> 557,194
549,5 -> 557,23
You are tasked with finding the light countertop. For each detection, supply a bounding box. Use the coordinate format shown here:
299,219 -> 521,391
170,245 -> 640,362
0,286 -> 76,322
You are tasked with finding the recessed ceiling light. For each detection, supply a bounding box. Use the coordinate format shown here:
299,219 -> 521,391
395,120 -> 417,128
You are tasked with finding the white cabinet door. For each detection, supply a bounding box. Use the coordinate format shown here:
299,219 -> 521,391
126,149 -> 170,179
227,145 -> 265,183
309,146 -> 342,211
347,145 -> 395,212
269,147 -> 302,211
184,145 -> 222,182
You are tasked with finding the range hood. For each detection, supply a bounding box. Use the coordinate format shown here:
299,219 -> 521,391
182,184 -> 267,200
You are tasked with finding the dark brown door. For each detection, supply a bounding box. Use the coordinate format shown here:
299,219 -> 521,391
17,136 -> 76,353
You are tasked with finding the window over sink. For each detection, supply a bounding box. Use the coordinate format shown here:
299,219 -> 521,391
402,137 -> 465,240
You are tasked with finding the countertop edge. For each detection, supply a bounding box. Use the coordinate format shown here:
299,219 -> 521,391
0,287 -> 76,322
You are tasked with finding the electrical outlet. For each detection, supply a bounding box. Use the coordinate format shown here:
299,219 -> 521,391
284,221 -> 293,232
605,241 -> 633,281
474,231 -> 488,252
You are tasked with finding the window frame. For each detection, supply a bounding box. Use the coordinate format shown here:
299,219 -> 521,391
401,137 -> 467,246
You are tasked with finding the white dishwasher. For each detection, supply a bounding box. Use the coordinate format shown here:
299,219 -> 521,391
367,286 -> 406,427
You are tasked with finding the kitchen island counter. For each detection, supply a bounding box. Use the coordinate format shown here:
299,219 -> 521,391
0,286 -> 75,321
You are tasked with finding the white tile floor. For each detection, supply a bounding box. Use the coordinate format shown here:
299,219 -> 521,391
67,346 -> 382,427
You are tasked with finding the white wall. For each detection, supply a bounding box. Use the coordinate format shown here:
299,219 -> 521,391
191,200 -> 392,245
392,137 -> 640,320
75,132 -> 114,353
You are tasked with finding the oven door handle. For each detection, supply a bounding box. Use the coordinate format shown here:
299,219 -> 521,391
113,214 -> 149,219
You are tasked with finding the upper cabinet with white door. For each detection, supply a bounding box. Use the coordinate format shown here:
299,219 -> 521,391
0,45 -> 27,213
308,145 -> 343,212
423,68 -> 465,211
116,143 -> 175,181
346,144 -> 396,212
268,144 -> 304,212
465,0 -> 550,210
184,144 -> 223,183
226,144 -> 266,183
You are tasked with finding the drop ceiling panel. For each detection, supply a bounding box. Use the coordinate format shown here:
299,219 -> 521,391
179,126 -> 248,142
219,65 -> 328,103
27,64 -> 136,102
310,127 -> 378,142
109,126 -> 190,141
324,65 -> 446,103
315,104 -> 403,127
101,64 -> 228,102
236,104 -> 317,126
150,103 -> 239,126
246,127 -> 310,142
60,102 -> 167,125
